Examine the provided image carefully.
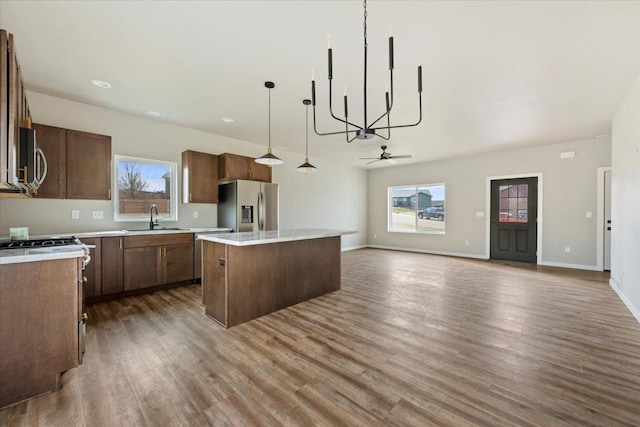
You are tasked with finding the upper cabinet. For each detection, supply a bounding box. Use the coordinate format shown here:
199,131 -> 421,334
33,123 -> 111,200
182,150 -> 218,203
218,153 -> 271,183
1,29 -> 32,195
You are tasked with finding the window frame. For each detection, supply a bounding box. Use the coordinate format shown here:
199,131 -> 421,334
113,155 -> 179,222
388,183 -> 446,235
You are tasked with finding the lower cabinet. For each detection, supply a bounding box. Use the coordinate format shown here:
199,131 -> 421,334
82,233 -> 194,300
80,237 -> 101,298
123,234 -> 193,292
101,236 -> 124,295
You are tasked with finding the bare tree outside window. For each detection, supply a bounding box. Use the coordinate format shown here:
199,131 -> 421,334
118,162 -> 148,199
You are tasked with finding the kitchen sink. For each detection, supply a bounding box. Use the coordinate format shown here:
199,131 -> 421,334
124,227 -> 190,232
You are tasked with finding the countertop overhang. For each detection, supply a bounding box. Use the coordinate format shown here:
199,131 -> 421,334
197,228 -> 357,246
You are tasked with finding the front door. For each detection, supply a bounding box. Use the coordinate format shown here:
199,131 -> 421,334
490,177 -> 538,262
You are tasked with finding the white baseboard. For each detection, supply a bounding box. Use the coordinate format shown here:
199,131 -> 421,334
538,261 -> 602,271
609,278 -> 640,324
341,245 -> 367,252
366,244 -> 487,260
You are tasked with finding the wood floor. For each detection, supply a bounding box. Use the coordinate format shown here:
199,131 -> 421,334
2,248 -> 639,426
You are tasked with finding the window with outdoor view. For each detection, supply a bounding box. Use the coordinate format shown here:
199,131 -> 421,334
388,184 -> 446,234
113,155 -> 178,222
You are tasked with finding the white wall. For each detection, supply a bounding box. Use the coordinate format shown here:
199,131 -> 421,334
611,74 -> 640,321
367,138 -> 611,268
0,92 -> 366,249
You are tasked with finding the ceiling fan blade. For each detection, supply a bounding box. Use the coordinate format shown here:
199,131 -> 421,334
359,157 -> 380,160
366,159 -> 381,165
390,155 -> 412,159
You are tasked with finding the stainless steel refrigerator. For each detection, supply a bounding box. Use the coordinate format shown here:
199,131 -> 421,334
218,180 -> 279,232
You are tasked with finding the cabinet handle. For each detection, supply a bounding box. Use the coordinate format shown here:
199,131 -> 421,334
108,188 -> 111,199
189,193 -> 192,202
119,238 -> 122,249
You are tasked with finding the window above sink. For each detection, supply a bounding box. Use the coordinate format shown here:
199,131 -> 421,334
113,155 -> 178,222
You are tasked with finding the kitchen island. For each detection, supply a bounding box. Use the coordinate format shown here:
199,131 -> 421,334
198,229 -> 356,328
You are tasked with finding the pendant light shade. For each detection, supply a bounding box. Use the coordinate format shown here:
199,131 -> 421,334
256,81 -> 284,166
296,99 -> 318,174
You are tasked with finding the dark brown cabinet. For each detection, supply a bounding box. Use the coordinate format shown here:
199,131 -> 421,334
66,130 -> 111,200
123,233 -> 193,292
101,236 -> 124,295
218,153 -> 271,183
80,237 -> 101,299
182,150 -> 218,203
32,123 -> 111,200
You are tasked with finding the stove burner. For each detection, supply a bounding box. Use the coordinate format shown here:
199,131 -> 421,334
0,236 -> 82,250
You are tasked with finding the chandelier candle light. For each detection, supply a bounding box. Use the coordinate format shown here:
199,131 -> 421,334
255,81 -> 284,166
296,99 -> 318,174
311,0 -> 423,143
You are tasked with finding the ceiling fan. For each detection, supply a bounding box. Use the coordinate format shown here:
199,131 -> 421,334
360,145 -> 412,165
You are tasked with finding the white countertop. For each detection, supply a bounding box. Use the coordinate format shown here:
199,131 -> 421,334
0,246 -> 88,265
0,227 -> 231,240
0,228 -> 231,264
197,228 -> 357,246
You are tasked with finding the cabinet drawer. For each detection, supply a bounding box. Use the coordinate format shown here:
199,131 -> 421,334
124,233 -> 193,249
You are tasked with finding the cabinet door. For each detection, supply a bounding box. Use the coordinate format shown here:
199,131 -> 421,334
124,246 -> 162,291
182,150 -> 218,203
251,162 -> 272,183
163,243 -> 194,284
80,237 -> 101,298
101,237 -> 124,295
32,124 -> 67,199
66,130 -> 111,200
218,153 -> 250,181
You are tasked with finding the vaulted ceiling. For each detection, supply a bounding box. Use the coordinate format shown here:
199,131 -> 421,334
2,1 -> 640,167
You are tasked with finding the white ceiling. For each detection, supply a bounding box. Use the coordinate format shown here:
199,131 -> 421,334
2,1 -> 640,168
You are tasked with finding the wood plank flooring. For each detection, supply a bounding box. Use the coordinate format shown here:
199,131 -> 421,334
2,248 -> 639,426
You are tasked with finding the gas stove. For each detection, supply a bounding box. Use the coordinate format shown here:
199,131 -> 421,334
0,236 -> 83,250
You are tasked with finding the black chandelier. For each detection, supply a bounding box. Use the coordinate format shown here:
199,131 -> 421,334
311,0 -> 423,143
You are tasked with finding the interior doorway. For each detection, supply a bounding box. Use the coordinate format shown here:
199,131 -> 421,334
490,177 -> 539,263
596,167 -> 612,271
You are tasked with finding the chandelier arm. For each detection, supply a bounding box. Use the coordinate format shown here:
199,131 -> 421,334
370,93 -> 422,131
367,70 -> 394,129
347,133 -> 360,143
312,105 -> 361,136
328,80 -> 362,129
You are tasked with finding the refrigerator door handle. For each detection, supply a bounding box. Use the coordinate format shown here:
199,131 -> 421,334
258,191 -> 265,230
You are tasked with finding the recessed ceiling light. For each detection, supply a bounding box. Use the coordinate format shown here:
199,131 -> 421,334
145,110 -> 161,117
221,117 -> 235,123
90,79 -> 111,89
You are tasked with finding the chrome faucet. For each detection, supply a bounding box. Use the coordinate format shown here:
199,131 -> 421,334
150,204 -> 159,230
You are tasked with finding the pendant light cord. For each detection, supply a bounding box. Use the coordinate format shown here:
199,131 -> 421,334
268,87 -> 272,149
305,104 -> 309,157
363,0 -> 368,49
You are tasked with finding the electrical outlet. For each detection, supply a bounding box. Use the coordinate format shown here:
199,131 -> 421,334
71,210 -> 80,219
92,210 -> 104,220
374,234 -> 377,239
465,240 -> 470,246
476,212 -> 484,217
193,211 -> 199,218
586,211 -> 592,218
564,246 -> 571,253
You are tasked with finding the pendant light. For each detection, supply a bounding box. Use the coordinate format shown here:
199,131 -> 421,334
296,99 -> 318,174
255,81 -> 284,166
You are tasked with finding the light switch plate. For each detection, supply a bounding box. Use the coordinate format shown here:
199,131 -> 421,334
476,212 -> 485,217
71,210 -> 80,219
586,211 -> 592,218
193,211 -> 199,218
92,210 -> 104,220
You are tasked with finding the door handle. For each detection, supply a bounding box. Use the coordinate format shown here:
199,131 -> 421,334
35,148 -> 48,186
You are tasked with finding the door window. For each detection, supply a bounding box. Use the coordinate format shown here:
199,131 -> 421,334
498,184 -> 528,223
